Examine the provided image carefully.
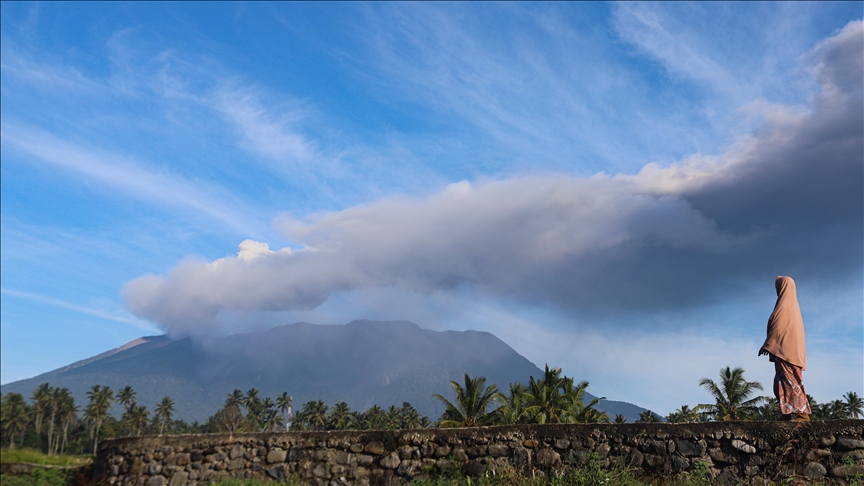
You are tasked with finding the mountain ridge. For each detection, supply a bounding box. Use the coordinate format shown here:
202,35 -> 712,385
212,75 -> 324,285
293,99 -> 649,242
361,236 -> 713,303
1,320 -> 647,422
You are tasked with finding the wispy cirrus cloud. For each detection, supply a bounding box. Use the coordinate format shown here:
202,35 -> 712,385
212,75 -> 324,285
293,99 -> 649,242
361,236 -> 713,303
1,288 -> 157,331
0,123 -> 268,237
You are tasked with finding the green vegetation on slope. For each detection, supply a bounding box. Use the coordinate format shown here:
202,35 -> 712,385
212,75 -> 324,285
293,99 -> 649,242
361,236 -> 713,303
0,448 -> 91,467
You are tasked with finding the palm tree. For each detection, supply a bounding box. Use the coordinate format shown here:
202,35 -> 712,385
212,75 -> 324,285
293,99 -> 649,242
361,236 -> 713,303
116,386 -> 137,412
666,405 -> 699,423
129,405 -> 149,436
697,366 -> 763,421
754,397 -> 782,421
301,400 -> 328,430
31,383 -> 53,435
495,383 -> 535,425
276,393 -> 293,430
637,410 -> 662,422
614,414 -> 628,424
225,389 -> 245,409
843,392 -> 863,419
45,387 -> 62,455
362,405 -> 387,430
56,390 -> 77,454
525,365 -> 602,424
580,408 -> 610,423
154,396 -> 175,435
400,404 -> 424,429
329,402 -> 352,430
85,385 -> 114,455
385,405 -> 402,430
813,400 -> 847,420
1,393 -> 30,449
434,374 -> 500,427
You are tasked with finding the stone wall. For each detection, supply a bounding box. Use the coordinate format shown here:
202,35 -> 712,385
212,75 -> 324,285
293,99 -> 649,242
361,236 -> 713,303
94,420 -> 863,486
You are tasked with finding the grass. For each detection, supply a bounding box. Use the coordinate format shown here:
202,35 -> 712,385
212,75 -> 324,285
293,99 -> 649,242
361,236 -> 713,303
0,448 -> 92,467
0,467 -> 71,486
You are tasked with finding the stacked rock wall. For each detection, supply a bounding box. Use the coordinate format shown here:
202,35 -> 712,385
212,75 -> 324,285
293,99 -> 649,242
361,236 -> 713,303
94,421 -> 863,486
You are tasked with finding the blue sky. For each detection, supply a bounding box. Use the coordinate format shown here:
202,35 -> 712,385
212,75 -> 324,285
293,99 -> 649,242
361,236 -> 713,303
1,2 -> 862,415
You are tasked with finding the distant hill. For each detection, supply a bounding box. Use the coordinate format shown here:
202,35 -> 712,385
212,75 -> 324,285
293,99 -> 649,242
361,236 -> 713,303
0,320 -> 647,422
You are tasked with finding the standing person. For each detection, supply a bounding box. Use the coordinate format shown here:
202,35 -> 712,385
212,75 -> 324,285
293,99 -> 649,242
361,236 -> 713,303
759,276 -> 811,422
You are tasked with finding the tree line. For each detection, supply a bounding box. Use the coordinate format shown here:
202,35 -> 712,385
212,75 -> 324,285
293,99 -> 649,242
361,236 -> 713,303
646,366 -> 862,423
2,364 -> 861,456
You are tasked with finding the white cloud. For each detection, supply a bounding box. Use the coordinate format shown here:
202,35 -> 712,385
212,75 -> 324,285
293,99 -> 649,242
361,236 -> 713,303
122,21 -> 861,341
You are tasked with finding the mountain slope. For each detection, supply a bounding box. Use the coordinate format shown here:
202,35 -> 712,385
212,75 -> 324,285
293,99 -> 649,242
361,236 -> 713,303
1,320 -> 646,421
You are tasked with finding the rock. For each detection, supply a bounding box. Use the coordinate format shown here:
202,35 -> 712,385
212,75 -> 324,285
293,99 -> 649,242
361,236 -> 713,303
626,449 -> 644,467
596,444 -> 611,459
748,474 -> 769,485
365,443 -> 385,455
329,477 -> 350,486
731,440 -> 756,454
434,446 -> 450,458
147,477 -> 165,486
820,436 -> 836,447
676,439 -> 706,457
227,458 -> 244,471
312,450 -> 329,462
358,455 -> 374,466
288,447 -> 303,461
806,449 -> 832,461
836,438 -> 864,450
463,460 -> 485,477
190,452 -> 204,463
175,454 -> 190,466
564,449 -> 592,466
513,447 -> 530,469
831,464 -> 864,477
168,471 -> 188,486
148,463 -> 163,475
312,464 -> 329,478
267,466 -> 285,482
266,449 -> 287,464
554,439 -> 570,450
715,466 -> 740,485
396,460 -> 418,476
399,446 -> 416,460
644,454 -> 663,469
846,450 -> 864,461
350,443 -> 364,453
380,452 -> 401,470
335,451 -> 354,465
670,456 -> 689,473
523,440 -> 538,449
803,462 -> 826,480
535,449 -> 561,468
450,448 -> 469,462
667,440 -> 676,455
229,445 -> 245,460
419,443 -> 435,458
488,444 -> 509,457
466,446 -> 485,458
709,447 -> 738,465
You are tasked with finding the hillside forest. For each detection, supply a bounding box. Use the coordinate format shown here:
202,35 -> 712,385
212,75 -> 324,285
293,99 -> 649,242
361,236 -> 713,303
1,365 -> 861,457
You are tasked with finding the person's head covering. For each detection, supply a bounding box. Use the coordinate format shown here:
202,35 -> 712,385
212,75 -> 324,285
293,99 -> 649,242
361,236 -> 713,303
762,276 -> 806,369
